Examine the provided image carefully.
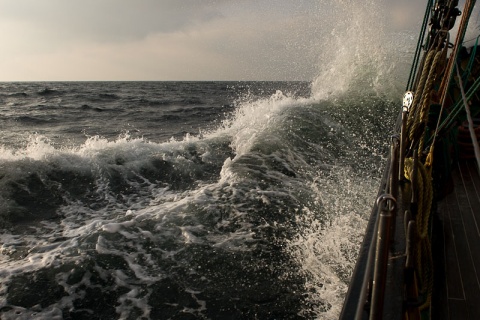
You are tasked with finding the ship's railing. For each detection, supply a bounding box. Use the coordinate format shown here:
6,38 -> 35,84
340,116 -> 409,320
341,95 -> 431,319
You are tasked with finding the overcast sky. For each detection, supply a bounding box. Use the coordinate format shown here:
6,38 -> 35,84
0,0 -> 429,81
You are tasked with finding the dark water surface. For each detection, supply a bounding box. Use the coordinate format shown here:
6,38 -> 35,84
0,81 -> 395,319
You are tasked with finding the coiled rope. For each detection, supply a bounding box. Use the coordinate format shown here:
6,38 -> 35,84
407,43 -> 446,154
404,158 -> 434,311
407,50 -> 435,142
418,49 -> 445,154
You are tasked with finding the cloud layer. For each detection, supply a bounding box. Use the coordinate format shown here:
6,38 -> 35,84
0,0 -> 425,81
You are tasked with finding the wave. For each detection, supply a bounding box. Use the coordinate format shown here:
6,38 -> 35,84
37,88 -> 61,96
80,104 -> 104,112
98,93 -> 120,100
13,115 -> 59,125
7,92 -> 28,98
0,78 -> 397,319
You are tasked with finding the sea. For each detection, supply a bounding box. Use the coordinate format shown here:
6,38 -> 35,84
0,78 -> 399,320
0,3 -> 418,319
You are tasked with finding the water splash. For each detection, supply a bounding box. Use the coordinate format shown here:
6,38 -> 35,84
287,167 -> 378,318
310,0 -> 411,100
219,90 -> 310,157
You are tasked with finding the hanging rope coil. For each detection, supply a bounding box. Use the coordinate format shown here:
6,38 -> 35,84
419,50 -> 445,154
407,50 -> 435,141
404,158 -> 434,311
406,44 -> 447,156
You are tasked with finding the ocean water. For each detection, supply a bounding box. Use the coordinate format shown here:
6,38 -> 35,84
0,80 -> 396,320
0,2 -> 417,319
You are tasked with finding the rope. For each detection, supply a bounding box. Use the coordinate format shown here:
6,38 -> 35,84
407,41 -> 446,155
404,158 -> 434,311
407,50 -> 435,143
418,50 -> 445,154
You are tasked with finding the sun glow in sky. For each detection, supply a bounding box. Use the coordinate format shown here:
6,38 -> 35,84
0,0 -> 425,81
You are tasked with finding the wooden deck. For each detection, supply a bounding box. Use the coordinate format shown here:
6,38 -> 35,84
432,160 -> 480,319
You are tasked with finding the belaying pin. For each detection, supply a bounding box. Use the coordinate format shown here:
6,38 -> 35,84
403,91 -> 414,112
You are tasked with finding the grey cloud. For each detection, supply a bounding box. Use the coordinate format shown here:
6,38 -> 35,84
0,0 -> 227,41
0,0 -> 432,81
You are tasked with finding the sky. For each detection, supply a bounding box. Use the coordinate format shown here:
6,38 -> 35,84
0,0 -> 429,81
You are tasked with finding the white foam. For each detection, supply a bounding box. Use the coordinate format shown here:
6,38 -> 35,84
219,90 -> 310,158
180,226 -> 205,244
116,287 -> 151,319
102,221 -> 135,234
0,134 -> 57,161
